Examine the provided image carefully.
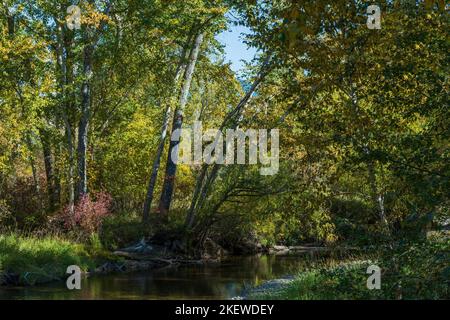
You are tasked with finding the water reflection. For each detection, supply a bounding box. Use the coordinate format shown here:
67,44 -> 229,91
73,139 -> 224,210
0,253 -> 330,300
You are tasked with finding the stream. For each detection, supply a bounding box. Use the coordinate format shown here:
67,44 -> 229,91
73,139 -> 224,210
0,253 -> 331,300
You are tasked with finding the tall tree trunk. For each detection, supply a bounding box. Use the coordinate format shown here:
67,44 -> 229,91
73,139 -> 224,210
25,134 -> 43,211
157,32 -> 204,220
40,130 -> 57,211
142,104 -> 172,222
56,21 -> 75,214
29,151 -> 40,195
6,9 -> 14,36
77,42 -> 93,199
53,144 -> 62,208
75,1 -> 111,200
64,114 -> 75,214
367,159 -> 388,231
142,39 -> 193,223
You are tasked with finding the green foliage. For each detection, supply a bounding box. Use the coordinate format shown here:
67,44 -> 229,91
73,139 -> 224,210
0,1 -> 448,299
0,233 -> 97,285
250,238 -> 449,300
99,212 -> 153,250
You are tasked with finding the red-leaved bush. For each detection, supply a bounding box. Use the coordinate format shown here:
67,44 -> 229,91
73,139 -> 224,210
61,192 -> 112,235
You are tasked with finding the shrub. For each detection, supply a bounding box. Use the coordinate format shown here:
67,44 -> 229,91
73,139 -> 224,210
2,177 -> 44,226
59,192 -> 113,236
100,212 -> 153,250
0,200 -> 15,231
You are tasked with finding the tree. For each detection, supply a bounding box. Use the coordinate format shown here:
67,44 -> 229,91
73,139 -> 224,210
157,31 -> 204,220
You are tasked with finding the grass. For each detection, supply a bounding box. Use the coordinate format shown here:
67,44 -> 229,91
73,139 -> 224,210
249,238 -> 449,300
248,259 -> 376,300
0,233 -> 109,285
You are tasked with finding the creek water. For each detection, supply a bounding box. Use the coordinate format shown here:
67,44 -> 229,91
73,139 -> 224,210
0,253 -> 330,300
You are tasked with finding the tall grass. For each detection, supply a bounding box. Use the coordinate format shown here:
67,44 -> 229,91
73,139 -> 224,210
0,233 -> 97,285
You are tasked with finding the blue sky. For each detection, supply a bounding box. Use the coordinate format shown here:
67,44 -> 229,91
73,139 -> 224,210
215,23 -> 257,75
